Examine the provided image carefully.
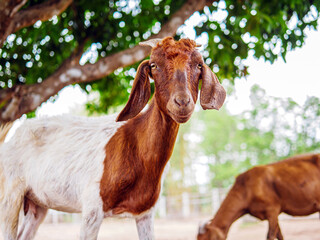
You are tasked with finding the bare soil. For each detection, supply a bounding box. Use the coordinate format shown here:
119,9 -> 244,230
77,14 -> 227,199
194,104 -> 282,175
2,215 -> 319,240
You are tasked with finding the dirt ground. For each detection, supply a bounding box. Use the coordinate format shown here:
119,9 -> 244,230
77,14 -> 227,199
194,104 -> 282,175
2,214 -> 320,240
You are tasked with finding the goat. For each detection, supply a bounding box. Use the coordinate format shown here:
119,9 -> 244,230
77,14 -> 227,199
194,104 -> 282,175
0,37 -> 226,240
197,153 -> 320,240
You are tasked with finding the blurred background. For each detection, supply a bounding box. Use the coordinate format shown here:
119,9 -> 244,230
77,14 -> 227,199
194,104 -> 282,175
1,0 -> 320,239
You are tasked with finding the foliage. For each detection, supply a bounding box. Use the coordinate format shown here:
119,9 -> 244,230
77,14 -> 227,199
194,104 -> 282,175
1,0 -> 319,113
1,0 -> 184,112
196,0 -> 320,80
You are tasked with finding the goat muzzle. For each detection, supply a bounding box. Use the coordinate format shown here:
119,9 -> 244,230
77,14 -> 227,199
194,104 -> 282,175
174,94 -> 191,107
166,91 -> 195,123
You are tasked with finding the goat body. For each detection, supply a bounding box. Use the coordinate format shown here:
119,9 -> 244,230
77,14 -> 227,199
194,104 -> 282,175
0,37 -> 226,240
198,154 -> 320,240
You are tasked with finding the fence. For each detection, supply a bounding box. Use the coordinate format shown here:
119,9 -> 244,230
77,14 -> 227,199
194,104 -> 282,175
158,188 -> 229,218
44,187 -> 320,223
44,188 -> 229,223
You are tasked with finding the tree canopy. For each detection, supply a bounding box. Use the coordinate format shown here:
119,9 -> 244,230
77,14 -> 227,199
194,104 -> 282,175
0,0 -> 319,122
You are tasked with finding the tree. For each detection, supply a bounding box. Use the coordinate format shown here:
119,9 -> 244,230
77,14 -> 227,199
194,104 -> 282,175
195,85 -> 320,188
0,0 -> 319,122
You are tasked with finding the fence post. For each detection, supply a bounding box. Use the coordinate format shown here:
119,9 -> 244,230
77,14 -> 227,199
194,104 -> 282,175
158,195 -> 167,218
50,210 -> 59,223
212,188 -> 220,214
182,192 -> 190,217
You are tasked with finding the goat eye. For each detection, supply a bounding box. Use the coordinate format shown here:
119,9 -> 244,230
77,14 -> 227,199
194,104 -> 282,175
197,64 -> 202,69
150,63 -> 157,69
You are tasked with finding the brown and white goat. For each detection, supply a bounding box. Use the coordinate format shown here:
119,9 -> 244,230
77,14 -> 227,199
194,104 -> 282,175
0,37 -> 226,240
197,154 -> 320,240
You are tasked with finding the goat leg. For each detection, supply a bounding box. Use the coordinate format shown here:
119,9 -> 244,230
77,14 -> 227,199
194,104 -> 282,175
0,193 -> 24,240
135,210 -> 155,240
276,227 -> 284,240
79,207 -> 104,240
17,201 -> 48,240
267,214 -> 281,240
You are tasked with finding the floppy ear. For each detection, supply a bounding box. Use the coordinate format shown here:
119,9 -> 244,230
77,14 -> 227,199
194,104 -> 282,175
200,64 -> 226,110
116,60 -> 151,122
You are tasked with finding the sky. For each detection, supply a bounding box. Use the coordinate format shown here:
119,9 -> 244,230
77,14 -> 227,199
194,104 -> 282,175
36,85 -> 88,117
227,25 -> 320,114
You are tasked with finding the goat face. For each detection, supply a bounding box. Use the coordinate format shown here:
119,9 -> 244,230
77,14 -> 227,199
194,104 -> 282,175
197,222 -> 226,240
150,39 -> 203,123
116,37 -> 226,123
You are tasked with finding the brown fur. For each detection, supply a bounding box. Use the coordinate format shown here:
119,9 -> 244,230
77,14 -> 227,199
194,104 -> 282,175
100,37 -> 226,216
101,100 -> 179,214
198,154 -> 320,240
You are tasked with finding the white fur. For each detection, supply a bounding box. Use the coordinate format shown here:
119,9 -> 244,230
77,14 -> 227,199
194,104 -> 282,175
0,114 -> 126,239
2,114 -> 124,211
136,210 -> 155,240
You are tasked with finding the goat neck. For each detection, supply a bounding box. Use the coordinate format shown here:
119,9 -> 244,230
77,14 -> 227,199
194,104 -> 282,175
208,187 -> 247,238
130,98 -> 180,166
100,98 -> 179,216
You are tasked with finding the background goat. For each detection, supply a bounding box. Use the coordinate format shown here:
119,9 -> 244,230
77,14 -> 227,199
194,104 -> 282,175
0,37 -> 226,240
197,153 -> 320,240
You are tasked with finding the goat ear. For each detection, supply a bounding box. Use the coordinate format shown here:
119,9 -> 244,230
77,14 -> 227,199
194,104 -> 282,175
200,64 -> 226,110
116,60 -> 151,122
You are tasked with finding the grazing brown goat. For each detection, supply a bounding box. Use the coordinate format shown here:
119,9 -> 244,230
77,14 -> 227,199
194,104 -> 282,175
197,154 -> 320,240
0,37 -> 226,240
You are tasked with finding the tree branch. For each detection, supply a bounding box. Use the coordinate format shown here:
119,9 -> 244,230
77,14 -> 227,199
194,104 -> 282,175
0,0 -> 27,47
0,0 -> 73,48
0,0 -> 213,123
12,0 -> 73,33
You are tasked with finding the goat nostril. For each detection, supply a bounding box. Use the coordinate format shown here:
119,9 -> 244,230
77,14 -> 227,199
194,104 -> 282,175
174,98 -> 181,106
174,96 -> 190,107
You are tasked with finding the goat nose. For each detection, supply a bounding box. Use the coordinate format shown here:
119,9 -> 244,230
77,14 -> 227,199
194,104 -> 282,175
174,95 -> 191,107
